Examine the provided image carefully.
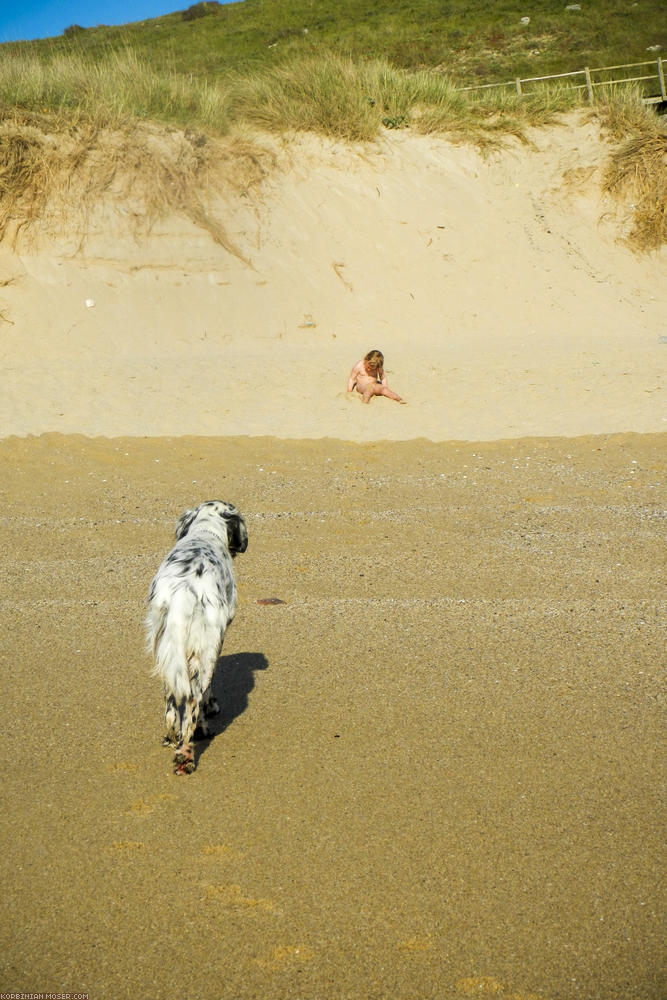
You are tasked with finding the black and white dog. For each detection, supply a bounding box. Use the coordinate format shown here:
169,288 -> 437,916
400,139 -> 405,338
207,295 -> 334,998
146,501 -> 248,775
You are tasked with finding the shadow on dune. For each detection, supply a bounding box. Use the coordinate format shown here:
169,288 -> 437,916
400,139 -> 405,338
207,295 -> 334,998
194,651 -> 269,766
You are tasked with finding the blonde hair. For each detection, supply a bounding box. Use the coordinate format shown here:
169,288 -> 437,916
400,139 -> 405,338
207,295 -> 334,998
363,349 -> 384,377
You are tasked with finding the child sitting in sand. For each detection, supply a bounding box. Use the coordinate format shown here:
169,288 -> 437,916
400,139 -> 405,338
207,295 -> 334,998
347,349 -> 405,404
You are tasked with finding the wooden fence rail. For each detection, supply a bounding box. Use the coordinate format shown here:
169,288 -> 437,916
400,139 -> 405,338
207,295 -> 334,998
460,57 -> 666,105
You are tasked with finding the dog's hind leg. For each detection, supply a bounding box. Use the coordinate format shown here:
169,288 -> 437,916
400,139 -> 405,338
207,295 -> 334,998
200,686 -> 220,730
172,658 -> 203,775
173,697 -> 199,775
162,692 -> 180,747
196,650 -> 221,738
200,641 -> 223,728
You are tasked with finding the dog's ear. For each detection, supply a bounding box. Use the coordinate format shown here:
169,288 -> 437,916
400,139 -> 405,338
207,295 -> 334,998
226,511 -> 248,555
175,506 -> 199,540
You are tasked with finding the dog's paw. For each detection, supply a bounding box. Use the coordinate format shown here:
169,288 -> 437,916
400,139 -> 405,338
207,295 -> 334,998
194,720 -> 211,741
173,746 -> 195,775
162,734 -> 178,747
204,697 -> 220,717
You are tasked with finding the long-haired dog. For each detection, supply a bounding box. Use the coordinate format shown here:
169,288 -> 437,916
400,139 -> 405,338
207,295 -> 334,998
146,500 -> 248,775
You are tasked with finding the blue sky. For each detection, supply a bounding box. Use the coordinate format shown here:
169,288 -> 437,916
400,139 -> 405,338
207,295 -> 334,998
0,1 -> 237,43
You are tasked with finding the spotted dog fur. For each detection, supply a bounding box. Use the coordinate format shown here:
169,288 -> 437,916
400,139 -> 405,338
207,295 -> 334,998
146,501 -> 248,775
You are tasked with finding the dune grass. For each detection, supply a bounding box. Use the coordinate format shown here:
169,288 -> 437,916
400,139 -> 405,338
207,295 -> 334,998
0,49 -> 234,132
0,37 -> 664,252
592,91 -> 667,251
0,48 -> 588,142
0,99 -> 273,259
231,55 -> 582,144
607,131 -> 667,251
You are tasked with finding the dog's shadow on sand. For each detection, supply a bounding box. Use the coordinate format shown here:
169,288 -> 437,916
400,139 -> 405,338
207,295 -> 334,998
194,651 -> 269,767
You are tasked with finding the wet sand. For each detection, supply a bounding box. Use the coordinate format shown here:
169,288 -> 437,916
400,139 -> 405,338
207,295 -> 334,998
1,431 -> 663,999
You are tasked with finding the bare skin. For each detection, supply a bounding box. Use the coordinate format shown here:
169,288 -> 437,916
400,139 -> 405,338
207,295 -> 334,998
347,360 -> 405,404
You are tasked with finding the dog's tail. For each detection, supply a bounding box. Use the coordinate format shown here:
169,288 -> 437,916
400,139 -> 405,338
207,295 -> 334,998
147,588 -> 220,703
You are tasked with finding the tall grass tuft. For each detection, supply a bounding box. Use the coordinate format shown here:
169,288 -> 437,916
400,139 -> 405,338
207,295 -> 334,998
231,54 -> 381,141
0,119 -> 45,240
592,89 -> 667,252
603,131 -> 667,252
0,49 -> 233,132
0,107 -> 274,256
232,56 -> 474,140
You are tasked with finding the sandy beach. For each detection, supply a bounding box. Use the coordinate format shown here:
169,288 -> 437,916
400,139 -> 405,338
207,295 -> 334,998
1,115 -> 665,999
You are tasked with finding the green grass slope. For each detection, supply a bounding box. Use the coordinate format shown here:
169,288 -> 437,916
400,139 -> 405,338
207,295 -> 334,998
3,0 -> 665,86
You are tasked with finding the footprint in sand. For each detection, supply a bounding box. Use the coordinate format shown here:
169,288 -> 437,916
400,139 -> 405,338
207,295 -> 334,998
254,945 -> 315,970
124,792 -> 177,816
396,935 -> 433,953
109,761 -> 140,773
201,843 -> 240,858
202,883 -> 278,912
113,761 -> 179,816
456,979 -> 505,996
105,841 -> 146,853
126,800 -> 155,816
456,978 -> 543,1000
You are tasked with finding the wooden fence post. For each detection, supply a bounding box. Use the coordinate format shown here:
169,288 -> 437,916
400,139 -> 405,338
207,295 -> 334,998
459,59 -> 665,105
584,66 -> 593,102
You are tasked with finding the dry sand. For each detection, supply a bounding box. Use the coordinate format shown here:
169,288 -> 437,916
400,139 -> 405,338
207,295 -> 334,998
0,118 -> 665,440
0,116 -> 665,999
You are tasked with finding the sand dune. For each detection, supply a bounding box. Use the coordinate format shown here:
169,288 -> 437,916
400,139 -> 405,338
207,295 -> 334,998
1,113 -> 664,441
